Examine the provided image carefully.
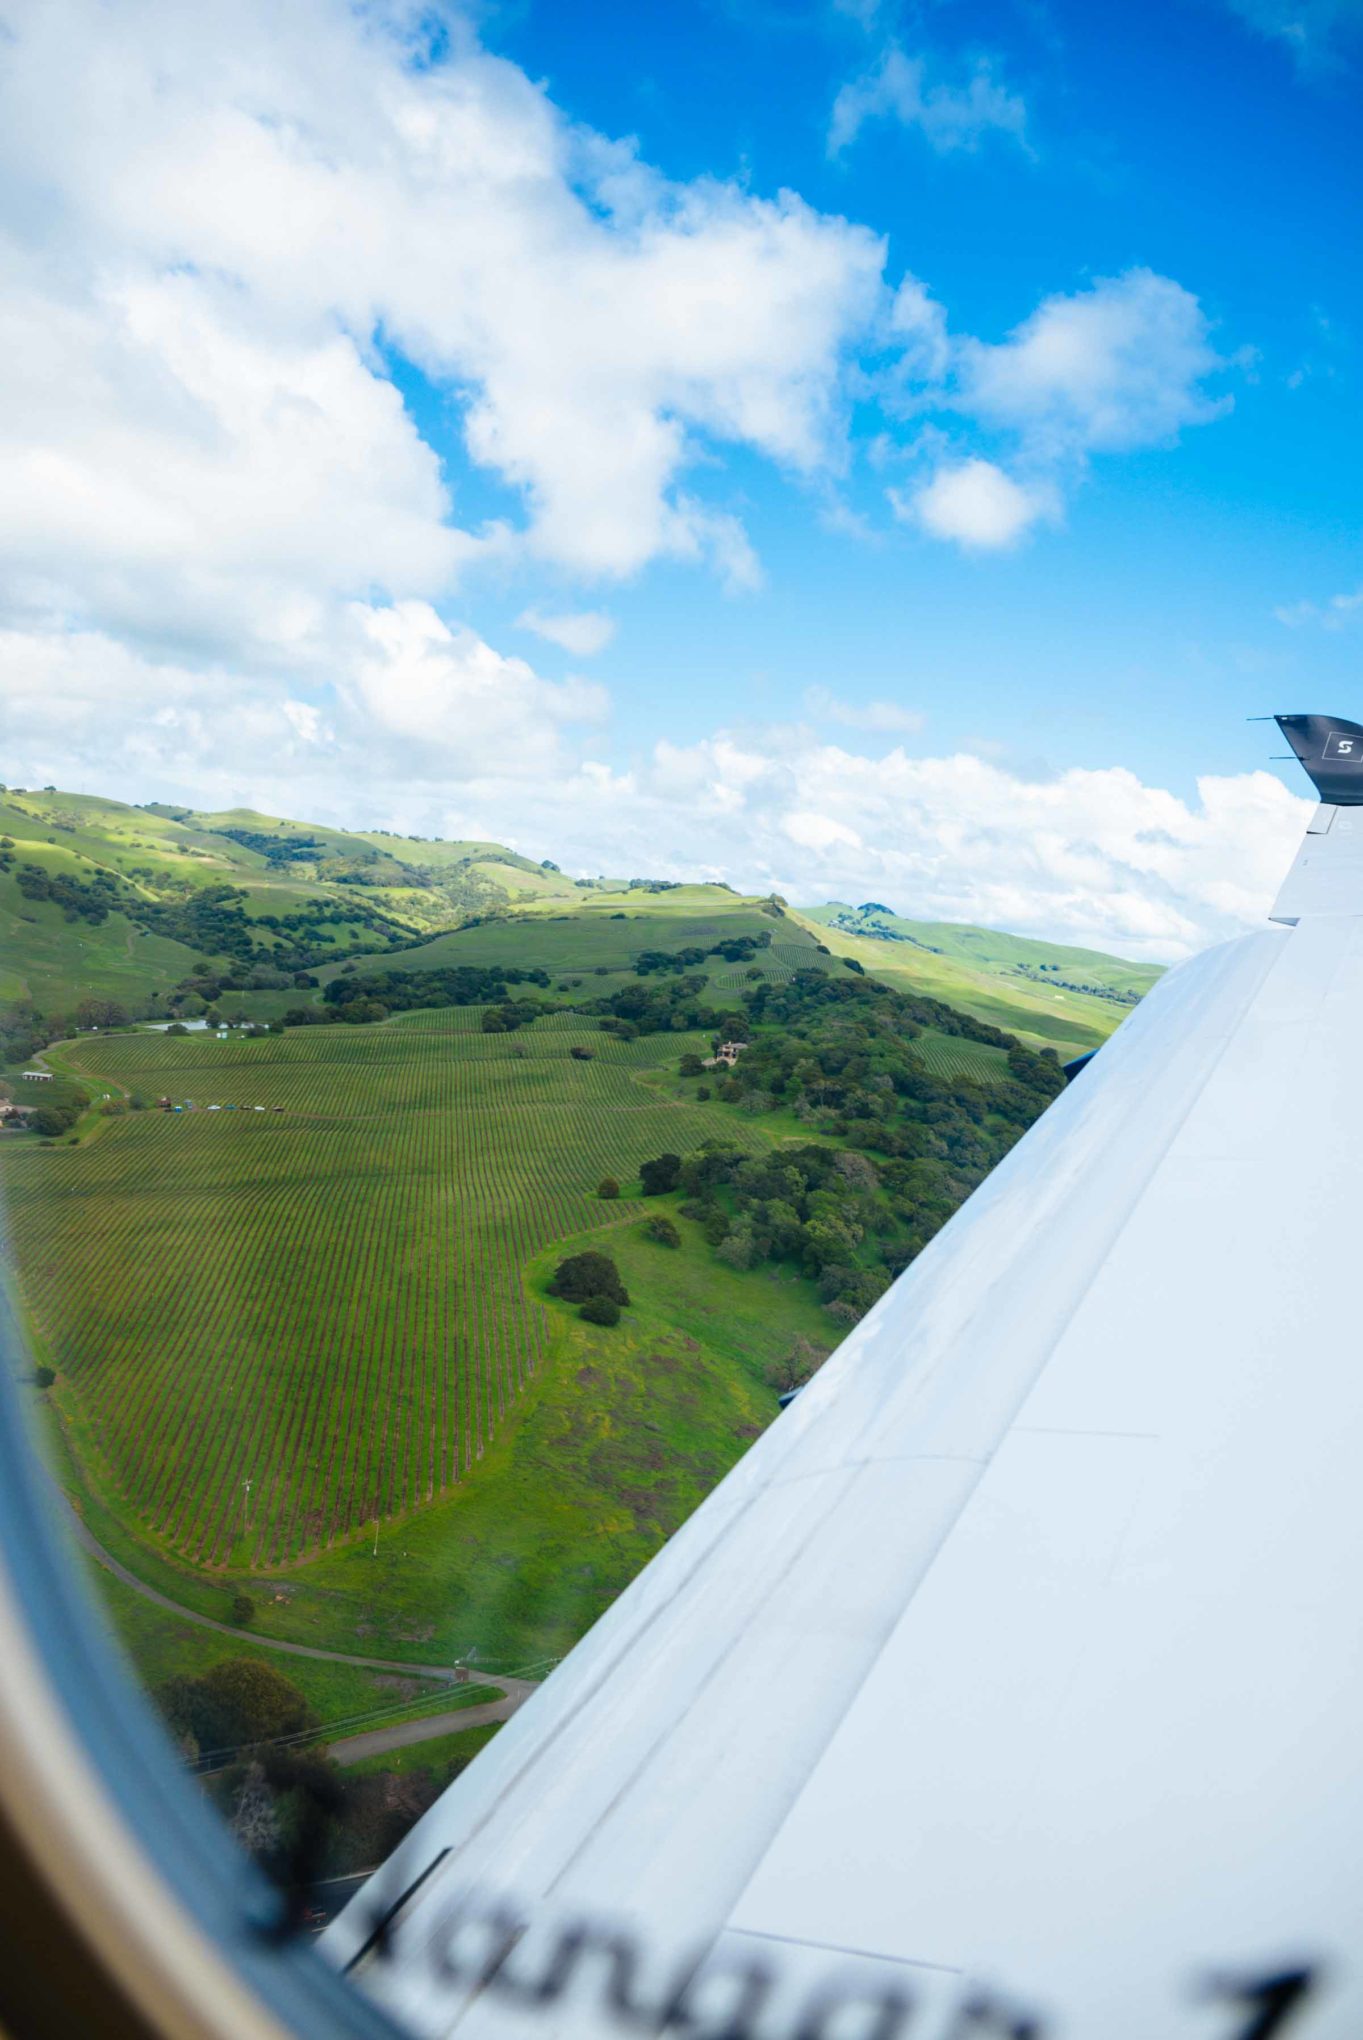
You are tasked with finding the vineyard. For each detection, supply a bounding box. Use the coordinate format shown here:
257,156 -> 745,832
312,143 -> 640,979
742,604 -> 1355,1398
910,1028 -> 1012,1084
2,1012 -> 769,1572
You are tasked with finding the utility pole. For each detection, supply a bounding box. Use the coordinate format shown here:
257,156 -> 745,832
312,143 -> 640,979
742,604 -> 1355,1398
372,1517 -> 379,1556
242,1478 -> 252,1537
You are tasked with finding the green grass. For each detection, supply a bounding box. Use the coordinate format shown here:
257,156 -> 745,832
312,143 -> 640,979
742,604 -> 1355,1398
83,1560 -> 453,1727
342,1721 -> 502,1782
3,1005 -> 843,1672
791,907 -> 1127,1058
2,1011 -> 779,1576
330,899 -> 802,986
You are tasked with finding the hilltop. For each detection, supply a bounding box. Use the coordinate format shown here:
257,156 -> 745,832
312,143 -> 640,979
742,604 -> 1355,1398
0,782 -> 1157,1061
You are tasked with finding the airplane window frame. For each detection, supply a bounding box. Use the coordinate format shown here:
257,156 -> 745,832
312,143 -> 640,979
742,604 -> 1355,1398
0,1281 -> 404,2040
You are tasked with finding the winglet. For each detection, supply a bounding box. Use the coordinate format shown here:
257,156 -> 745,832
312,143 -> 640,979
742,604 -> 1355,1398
1274,714 -> 1363,805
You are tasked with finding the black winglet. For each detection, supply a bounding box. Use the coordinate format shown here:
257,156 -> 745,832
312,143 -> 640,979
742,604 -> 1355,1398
1274,714 -> 1363,805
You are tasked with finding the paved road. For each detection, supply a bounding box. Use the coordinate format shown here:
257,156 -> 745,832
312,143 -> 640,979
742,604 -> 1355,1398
327,1681 -> 534,1766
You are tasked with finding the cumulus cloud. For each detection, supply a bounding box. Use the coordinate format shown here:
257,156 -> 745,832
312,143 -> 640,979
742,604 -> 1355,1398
545,739 -> 1309,960
0,1 -> 1263,964
829,46 -> 1029,158
898,458 -> 1057,550
0,641 -> 1309,962
0,0 -> 886,629
516,609 -> 618,656
958,270 -> 1230,460
890,270 -> 1231,550
0,606 -> 605,799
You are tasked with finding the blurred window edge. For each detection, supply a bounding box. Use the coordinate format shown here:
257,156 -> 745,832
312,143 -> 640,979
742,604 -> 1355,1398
0,1279 -> 402,2040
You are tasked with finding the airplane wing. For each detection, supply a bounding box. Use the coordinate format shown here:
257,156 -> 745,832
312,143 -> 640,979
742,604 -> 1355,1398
326,739 -> 1363,2040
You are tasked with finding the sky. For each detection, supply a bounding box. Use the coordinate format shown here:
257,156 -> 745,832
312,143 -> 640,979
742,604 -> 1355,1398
0,0 -> 1359,959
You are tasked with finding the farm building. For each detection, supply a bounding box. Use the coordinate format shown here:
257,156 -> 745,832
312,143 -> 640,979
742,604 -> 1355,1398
703,1040 -> 747,1069
20,1070 -> 52,1082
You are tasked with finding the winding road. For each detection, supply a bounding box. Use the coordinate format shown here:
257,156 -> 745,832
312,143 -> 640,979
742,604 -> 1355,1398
52,1482 -> 535,1757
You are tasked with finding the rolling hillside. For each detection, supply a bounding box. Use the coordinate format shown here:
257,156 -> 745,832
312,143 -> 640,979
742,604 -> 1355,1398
0,789 -> 1111,1701
0,784 -> 1155,1064
798,902 -> 1162,1055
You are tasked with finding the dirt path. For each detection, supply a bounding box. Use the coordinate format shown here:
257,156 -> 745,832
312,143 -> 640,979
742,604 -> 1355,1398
326,1682 -> 534,1766
56,1482 -> 478,1684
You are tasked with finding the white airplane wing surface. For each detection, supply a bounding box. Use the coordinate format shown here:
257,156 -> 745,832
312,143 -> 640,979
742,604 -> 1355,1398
326,721 -> 1363,2040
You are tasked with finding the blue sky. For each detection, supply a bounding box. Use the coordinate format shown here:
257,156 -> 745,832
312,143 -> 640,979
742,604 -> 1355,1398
0,0 -> 1358,955
446,0 -> 1363,793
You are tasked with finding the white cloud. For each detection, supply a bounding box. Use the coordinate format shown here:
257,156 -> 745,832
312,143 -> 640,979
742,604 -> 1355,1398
343,602 -> 607,777
1273,586 -> 1363,628
1222,0 -> 1363,76
803,686 -> 924,733
959,270 -> 1229,461
887,275 -> 952,384
829,46 -> 1029,158
516,609 -> 618,656
0,605 -> 605,799
2,639 -> 1310,963
0,0 -> 886,626
900,458 -> 1056,550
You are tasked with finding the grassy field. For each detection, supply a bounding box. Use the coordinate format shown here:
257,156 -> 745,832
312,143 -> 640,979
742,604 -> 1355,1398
2,1010 -> 783,1576
792,908 -> 1127,1057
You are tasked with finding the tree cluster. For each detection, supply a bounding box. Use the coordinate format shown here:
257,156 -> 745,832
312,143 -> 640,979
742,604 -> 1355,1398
320,963 -> 550,1025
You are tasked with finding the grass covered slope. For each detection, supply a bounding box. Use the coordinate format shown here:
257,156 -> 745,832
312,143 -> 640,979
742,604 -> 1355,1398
796,903 -> 1154,1057
5,1010 -> 778,1571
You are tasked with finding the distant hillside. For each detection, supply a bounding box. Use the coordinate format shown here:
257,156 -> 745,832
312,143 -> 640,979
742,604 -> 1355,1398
0,781 -> 1155,1063
796,903 -> 1163,1055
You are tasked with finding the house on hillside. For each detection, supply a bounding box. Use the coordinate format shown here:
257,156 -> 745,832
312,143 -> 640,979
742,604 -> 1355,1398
703,1041 -> 747,1069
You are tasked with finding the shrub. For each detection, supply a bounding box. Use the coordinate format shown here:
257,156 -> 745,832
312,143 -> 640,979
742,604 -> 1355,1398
31,1105 -> 79,1138
549,1250 -> 629,1306
569,1045 -> 595,1060
579,1296 -> 620,1326
231,1594 -> 255,1626
696,1085 -> 711,1101
597,1177 -> 620,1200
157,1659 -> 313,1760
643,1216 -> 681,1248
166,1022 -> 189,1035
639,1152 -> 682,1196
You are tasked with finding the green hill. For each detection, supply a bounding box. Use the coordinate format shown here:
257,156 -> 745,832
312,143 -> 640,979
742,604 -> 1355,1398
798,902 -> 1162,1056
0,783 -> 1155,1065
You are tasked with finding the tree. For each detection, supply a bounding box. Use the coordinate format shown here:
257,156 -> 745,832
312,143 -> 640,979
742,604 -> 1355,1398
156,1658 -> 314,1758
231,1594 -> 255,1626
643,1216 -> 681,1248
32,1105 -> 78,1138
33,1365 -> 55,1390
579,1296 -> 620,1326
679,1053 -> 705,1077
166,1021 -> 189,1036
569,1044 -> 595,1060
75,995 -> 130,1029
764,1335 -> 827,1395
639,1152 -> 682,1196
597,1177 -> 620,1200
549,1251 -> 629,1306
